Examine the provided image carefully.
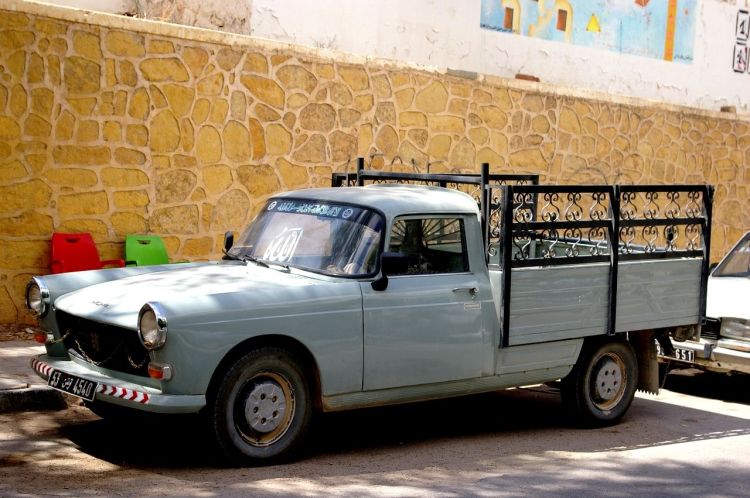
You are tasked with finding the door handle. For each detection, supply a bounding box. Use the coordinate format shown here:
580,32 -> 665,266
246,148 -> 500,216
452,287 -> 478,297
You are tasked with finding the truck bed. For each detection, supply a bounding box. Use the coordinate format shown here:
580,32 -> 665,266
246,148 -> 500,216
490,258 -> 702,346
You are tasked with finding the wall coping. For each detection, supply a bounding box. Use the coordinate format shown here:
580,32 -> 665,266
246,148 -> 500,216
6,0 -> 750,124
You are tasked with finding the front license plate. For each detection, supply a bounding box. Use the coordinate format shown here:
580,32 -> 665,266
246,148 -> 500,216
657,344 -> 695,362
47,369 -> 98,401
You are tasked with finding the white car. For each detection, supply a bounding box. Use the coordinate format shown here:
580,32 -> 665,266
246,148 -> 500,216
662,231 -> 750,374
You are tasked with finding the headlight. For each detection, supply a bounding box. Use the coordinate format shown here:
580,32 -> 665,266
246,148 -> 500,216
138,302 -> 168,350
25,278 -> 50,317
720,318 -> 750,341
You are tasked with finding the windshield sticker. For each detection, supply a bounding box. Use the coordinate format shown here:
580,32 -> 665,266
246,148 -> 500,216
263,228 -> 303,262
267,200 -> 362,220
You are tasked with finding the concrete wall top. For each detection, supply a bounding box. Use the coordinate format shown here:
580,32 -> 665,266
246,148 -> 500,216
249,0 -> 750,114
41,0 -> 750,114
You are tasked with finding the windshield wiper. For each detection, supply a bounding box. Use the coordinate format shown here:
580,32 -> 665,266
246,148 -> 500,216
266,261 -> 291,273
241,255 -> 269,268
237,254 -> 289,272
222,251 -> 243,261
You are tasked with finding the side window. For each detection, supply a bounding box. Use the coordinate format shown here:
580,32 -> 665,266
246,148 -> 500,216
388,217 -> 469,275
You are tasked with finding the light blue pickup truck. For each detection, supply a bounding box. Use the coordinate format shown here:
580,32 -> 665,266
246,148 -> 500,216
27,165 -> 713,465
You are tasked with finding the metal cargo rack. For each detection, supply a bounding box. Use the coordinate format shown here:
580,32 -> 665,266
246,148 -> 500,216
332,159 -> 714,347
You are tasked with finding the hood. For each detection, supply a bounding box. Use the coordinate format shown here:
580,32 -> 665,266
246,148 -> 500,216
54,263 -> 347,328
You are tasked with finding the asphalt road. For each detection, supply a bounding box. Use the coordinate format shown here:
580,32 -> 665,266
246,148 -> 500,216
1,370 -> 748,497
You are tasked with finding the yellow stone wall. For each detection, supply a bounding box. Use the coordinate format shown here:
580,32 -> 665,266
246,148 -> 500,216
1,2 -> 748,323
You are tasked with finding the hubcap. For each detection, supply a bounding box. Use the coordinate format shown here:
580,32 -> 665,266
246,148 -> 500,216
234,371 -> 295,447
591,353 -> 626,410
244,381 -> 287,433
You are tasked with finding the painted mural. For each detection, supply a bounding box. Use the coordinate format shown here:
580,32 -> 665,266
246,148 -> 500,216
480,0 -> 697,63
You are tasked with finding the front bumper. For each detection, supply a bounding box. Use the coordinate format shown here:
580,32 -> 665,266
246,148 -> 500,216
659,338 -> 750,375
31,354 -> 205,413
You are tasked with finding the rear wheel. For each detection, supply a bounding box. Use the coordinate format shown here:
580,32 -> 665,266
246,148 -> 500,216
208,347 -> 312,466
561,339 -> 638,426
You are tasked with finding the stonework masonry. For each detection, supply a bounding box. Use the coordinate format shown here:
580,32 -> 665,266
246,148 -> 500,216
0,1 -> 748,324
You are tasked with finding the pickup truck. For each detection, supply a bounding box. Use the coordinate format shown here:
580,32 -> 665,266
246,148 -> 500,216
26,163 -> 713,465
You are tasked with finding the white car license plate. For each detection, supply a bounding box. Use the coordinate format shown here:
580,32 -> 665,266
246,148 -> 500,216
657,344 -> 695,362
47,369 -> 98,401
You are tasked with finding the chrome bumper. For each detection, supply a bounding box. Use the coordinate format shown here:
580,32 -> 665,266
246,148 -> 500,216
31,354 -> 205,413
661,339 -> 750,375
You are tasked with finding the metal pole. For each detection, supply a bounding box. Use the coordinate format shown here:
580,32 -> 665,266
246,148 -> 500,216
481,163 -> 489,250
356,157 -> 365,186
699,185 -> 714,322
607,186 -> 620,336
501,185 -> 513,348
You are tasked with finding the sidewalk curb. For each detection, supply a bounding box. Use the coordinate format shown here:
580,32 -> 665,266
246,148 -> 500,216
0,340 -> 67,413
0,386 -> 67,413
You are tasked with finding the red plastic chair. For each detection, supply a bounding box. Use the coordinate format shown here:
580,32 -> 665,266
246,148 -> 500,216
50,232 -> 125,274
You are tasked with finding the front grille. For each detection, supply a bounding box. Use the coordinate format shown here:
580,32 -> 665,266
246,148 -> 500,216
57,310 -> 150,377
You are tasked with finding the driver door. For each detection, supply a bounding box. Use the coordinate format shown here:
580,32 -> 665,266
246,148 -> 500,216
361,216 -> 485,390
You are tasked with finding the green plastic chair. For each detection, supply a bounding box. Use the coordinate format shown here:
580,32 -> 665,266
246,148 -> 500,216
125,235 -> 170,266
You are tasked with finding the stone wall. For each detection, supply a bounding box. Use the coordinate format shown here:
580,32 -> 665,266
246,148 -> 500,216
1,1 -> 748,324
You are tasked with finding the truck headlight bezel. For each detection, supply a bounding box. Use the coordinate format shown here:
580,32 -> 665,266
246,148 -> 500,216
25,278 -> 50,318
138,302 -> 168,350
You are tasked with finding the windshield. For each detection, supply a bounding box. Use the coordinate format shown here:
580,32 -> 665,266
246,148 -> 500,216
713,233 -> 750,277
228,198 -> 383,277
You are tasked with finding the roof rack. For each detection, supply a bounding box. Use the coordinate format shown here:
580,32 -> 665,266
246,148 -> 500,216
331,158 -> 540,245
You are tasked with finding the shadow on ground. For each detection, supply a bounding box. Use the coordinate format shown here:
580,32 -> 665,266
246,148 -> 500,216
663,367 -> 750,405
1,375 -> 749,497
57,379 -> 750,470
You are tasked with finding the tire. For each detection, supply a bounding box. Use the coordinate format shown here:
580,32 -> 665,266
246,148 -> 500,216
561,339 -> 638,426
208,347 -> 312,466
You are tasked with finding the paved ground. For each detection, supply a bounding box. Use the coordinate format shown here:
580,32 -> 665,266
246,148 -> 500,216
0,357 -> 748,497
0,341 -> 65,413
0,341 -> 46,389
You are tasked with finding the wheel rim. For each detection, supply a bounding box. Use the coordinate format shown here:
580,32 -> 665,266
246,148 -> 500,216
589,352 -> 626,410
234,371 -> 295,447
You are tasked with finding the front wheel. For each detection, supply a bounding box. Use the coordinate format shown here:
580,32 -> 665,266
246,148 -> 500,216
561,339 -> 638,426
208,347 -> 312,466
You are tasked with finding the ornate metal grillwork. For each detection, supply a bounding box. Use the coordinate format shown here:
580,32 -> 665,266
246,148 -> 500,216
487,186 -> 615,268
617,186 -> 708,258
486,185 -> 711,267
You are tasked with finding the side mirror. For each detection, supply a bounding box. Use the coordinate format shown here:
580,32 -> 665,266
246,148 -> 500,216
371,252 -> 407,291
222,231 -> 234,260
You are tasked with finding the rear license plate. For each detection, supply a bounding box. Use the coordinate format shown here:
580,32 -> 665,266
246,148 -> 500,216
657,344 -> 695,362
48,369 -> 98,401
